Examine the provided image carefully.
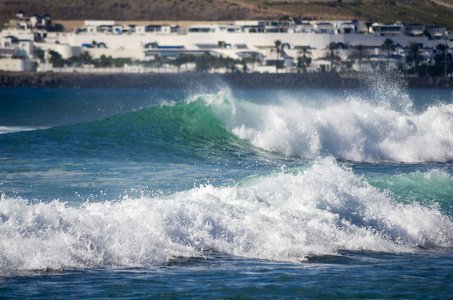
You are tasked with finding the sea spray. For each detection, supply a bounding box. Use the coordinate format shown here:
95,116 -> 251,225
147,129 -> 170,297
364,66 -> 412,113
1,159 -> 452,273
198,90 -> 453,162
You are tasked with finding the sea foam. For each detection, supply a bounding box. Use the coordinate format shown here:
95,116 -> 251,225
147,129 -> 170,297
0,126 -> 44,135
1,158 -> 452,273
202,90 -> 453,163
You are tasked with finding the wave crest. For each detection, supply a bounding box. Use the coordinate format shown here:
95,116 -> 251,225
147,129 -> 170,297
204,93 -> 453,163
1,159 -> 451,273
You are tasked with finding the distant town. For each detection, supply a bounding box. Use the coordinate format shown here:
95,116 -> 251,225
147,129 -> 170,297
0,10 -> 452,77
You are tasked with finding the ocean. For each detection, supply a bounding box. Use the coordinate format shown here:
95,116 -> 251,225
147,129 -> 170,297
0,77 -> 452,299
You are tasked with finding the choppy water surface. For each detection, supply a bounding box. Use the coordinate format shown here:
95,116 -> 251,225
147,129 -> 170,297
0,80 -> 452,298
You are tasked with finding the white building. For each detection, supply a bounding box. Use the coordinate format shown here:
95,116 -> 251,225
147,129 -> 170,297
370,22 -> 405,37
0,35 -> 34,58
406,24 -> 425,36
425,26 -> 448,40
1,11 -> 452,73
0,57 -> 35,71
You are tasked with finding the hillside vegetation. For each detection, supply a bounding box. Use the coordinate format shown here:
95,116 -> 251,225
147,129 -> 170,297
1,0 -> 453,30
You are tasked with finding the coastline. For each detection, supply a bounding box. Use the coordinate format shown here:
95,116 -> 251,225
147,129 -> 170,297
0,71 -> 452,89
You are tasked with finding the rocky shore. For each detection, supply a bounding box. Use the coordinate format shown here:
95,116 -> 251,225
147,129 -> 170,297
1,71 -> 452,89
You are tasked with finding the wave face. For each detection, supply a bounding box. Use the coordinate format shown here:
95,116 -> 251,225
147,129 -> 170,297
1,158 -> 452,273
1,89 -> 452,163
0,96 -> 261,164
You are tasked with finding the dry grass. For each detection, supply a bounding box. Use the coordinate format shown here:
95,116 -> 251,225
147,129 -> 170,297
1,0 -> 452,31
0,0 -> 280,31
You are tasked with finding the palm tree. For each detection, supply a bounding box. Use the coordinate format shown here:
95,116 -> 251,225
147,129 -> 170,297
49,50 -> 64,67
69,55 -> 81,67
80,51 -> 93,65
435,43 -> 448,66
381,38 -> 396,63
241,56 -> 250,73
99,54 -> 112,68
352,44 -> 368,72
249,52 -> 260,72
435,43 -> 451,77
326,42 -> 338,72
196,52 -> 215,73
179,54 -> 196,72
113,58 -> 131,68
407,42 -> 423,75
173,55 -> 186,73
213,54 -> 224,72
297,47 -> 312,73
223,57 -> 237,73
273,40 -> 282,73
153,54 -> 162,72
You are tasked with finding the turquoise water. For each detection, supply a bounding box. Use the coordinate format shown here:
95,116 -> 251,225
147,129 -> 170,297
0,82 -> 452,298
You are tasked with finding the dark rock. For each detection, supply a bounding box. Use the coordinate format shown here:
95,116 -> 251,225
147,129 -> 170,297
0,71 -> 452,89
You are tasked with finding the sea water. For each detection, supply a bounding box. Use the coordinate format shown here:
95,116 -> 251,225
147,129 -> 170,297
0,79 -> 452,298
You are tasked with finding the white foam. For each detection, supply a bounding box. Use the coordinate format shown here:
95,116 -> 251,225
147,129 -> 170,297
203,92 -> 453,163
0,126 -> 44,135
1,158 -> 452,273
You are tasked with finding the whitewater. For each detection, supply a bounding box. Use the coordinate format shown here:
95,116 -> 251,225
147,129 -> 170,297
0,82 -> 452,298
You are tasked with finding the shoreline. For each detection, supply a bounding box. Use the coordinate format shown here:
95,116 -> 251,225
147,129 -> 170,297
1,71 -> 452,89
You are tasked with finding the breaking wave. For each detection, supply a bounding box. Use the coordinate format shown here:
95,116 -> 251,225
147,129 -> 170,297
1,158 -> 452,273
